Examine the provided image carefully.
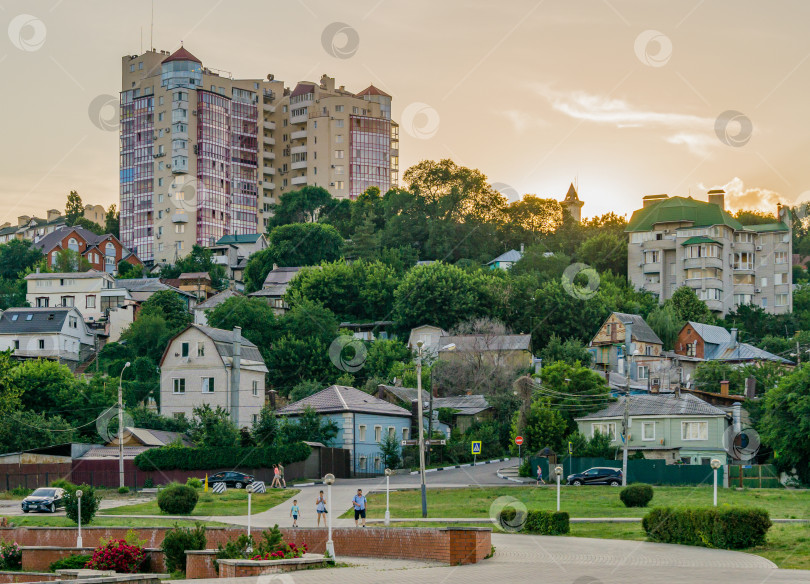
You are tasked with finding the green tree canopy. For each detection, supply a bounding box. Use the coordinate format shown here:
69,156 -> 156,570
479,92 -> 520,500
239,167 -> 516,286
268,186 -> 332,227
667,286 -> 713,323
65,190 -> 84,226
0,240 -> 43,280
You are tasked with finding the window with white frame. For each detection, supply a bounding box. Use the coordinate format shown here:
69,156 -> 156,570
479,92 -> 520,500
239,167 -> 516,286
637,365 -> 649,379
252,380 -> 259,396
173,378 -> 186,394
733,252 -> 754,270
197,341 -> 205,357
734,232 -> 753,243
641,422 -> 655,441
591,422 -> 616,440
775,272 -> 786,285
359,456 -> 367,470
201,377 -> 214,393
388,426 -> 396,439
681,421 -> 708,440
374,425 -> 382,442
402,427 -> 409,440
775,251 -> 788,264
358,425 -> 366,441
644,250 -> 660,263
734,293 -> 753,305
776,293 -> 789,306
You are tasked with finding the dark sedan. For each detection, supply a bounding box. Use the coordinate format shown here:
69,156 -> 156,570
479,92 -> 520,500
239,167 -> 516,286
208,471 -> 254,489
566,467 -> 623,486
21,487 -> 66,513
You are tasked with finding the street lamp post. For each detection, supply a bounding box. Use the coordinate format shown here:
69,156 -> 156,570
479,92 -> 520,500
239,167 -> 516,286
76,490 -> 83,548
324,474 -> 335,560
621,348 -> 640,487
118,361 -> 131,490
246,483 -> 253,550
554,467 -> 562,512
415,341 -> 427,518
711,459 -> 722,506
384,468 -> 393,526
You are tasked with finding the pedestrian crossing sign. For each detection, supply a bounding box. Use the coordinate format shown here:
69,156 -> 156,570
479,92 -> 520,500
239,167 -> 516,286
471,441 -> 482,455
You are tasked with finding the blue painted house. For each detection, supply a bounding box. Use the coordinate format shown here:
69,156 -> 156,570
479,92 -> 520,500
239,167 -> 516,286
275,385 -> 412,476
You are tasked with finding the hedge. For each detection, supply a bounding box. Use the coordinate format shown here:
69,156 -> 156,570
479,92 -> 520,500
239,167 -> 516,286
500,509 -> 569,535
134,443 -> 311,471
620,483 -> 654,507
642,507 -> 771,549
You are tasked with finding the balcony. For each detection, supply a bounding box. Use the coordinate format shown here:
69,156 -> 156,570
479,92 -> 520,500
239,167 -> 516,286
263,183 -> 276,191
291,129 -> 307,140
263,135 -> 275,146
263,120 -> 276,130
683,257 -> 723,270
291,160 -> 307,171
291,144 -> 307,155
263,151 -> 276,161
262,102 -> 276,113
172,212 -> 189,223
290,113 -> 307,125
704,299 -> 724,312
262,164 -> 275,175
291,175 -> 308,186
642,263 -> 660,274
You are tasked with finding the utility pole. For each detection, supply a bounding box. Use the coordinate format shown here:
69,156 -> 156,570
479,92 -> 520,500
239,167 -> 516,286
427,367 -> 434,466
798,340 -> 801,365
118,361 -> 131,489
416,341 -> 427,518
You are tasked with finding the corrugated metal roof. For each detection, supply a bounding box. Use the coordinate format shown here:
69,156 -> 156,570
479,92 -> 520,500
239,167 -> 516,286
610,313 -> 663,345
487,249 -> 523,264
263,267 -> 303,287
745,222 -> 789,233
195,289 -> 241,310
680,236 -> 721,246
626,196 -> 744,233
713,342 -> 792,364
216,234 -> 263,245
276,385 -> 411,417
25,270 -> 112,280
438,334 -> 531,352
685,321 -> 731,345
577,393 -> 727,419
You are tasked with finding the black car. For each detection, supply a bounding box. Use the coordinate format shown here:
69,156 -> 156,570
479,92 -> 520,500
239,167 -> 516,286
566,467 -> 623,486
21,487 -> 66,513
208,471 -> 254,489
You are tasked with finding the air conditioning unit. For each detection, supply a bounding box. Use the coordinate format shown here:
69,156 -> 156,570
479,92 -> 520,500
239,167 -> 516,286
756,246 -> 763,251
755,288 -> 761,293
156,234 -> 161,240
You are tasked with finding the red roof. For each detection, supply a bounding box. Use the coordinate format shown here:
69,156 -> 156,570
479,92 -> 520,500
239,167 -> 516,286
290,82 -> 316,98
162,46 -> 202,64
357,84 -> 391,98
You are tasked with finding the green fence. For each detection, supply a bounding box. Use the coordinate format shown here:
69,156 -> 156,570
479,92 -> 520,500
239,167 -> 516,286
527,456 -> 719,486
728,464 -> 780,488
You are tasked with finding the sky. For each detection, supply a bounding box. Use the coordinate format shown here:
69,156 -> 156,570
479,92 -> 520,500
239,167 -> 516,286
1,0 -> 809,224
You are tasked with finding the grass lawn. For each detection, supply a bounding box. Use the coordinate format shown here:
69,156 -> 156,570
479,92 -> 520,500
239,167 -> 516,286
101,488 -> 298,517
345,486 -> 810,519
1,515 -> 230,527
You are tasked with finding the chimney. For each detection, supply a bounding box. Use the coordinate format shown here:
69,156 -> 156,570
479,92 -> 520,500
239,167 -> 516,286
46,209 -> 61,222
732,402 -> 742,434
745,376 -> 756,400
730,328 -> 738,348
520,243 -> 525,254
642,194 -> 668,208
376,384 -> 385,400
17,215 -> 30,227
708,189 -> 725,210
268,389 -> 277,410
231,326 -> 242,427
272,263 -> 278,271
720,380 -> 730,396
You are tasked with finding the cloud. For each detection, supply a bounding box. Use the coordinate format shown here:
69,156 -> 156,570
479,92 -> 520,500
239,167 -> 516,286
531,83 -> 717,155
698,177 -> 783,212
499,109 -> 548,133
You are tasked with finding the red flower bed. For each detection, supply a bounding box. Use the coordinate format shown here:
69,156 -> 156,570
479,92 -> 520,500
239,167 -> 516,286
85,539 -> 146,573
250,542 -> 308,560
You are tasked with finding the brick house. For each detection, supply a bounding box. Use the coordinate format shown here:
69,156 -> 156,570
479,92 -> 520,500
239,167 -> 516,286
33,226 -> 142,275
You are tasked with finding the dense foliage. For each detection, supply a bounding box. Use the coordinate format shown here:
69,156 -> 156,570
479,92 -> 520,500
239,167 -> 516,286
642,507 -> 772,549
85,539 -> 146,573
63,483 -> 101,525
161,523 -> 207,573
156,484 -> 199,515
620,484 -> 654,508
134,442 -> 311,471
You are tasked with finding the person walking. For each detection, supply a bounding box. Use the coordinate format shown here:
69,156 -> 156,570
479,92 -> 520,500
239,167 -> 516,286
290,499 -> 300,527
315,490 -> 327,526
536,464 -> 545,485
278,463 -> 286,489
271,465 -> 281,488
352,488 -> 367,527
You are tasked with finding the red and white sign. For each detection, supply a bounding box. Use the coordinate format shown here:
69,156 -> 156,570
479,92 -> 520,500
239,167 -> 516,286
515,436 -> 524,446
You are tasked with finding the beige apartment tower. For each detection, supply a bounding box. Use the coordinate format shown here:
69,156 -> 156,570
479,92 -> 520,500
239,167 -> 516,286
120,47 -> 399,264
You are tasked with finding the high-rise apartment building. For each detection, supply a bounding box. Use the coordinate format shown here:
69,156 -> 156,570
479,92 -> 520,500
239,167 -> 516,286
626,190 -> 792,316
120,47 -> 399,264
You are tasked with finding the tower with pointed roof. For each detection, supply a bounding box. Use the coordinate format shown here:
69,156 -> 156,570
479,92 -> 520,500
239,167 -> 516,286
563,183 -> 584,222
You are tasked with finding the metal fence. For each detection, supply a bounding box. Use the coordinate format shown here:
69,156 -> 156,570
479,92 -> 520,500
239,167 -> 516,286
728,464 -> 780,488
529,456 -> 721,486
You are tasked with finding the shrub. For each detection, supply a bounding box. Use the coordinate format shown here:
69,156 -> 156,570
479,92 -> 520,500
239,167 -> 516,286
620,483 -> 654,508
642,507 -> 772,549
215,525 -> 287,572
143,478 -> 154,488
250,542 -> 307,560
518,460 -> 531,477
85,539 -> 145,573
161,523 -> 207,573
0,541 -> 22,570
118,486 -> 130,494
186,477 -> 202,489
134,443 -> 310,471
49,554 -> 92,572
10,486 -> 31,497
157,484 -> 198,515
498,509 -> 569,535
50,479 -> 75,491
64,484 -> 101,525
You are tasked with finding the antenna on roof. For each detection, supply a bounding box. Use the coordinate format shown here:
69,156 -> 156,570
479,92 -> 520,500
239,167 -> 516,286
150,0 -> 154,51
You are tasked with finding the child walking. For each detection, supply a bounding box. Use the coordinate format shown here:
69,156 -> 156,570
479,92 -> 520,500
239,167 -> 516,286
290,499 -> 301,527
315,490 -> 327,526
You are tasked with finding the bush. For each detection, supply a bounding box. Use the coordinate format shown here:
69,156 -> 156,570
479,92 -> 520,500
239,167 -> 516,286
143,478 -> 154,488
50,479 -> 75,490
186,477 -> 202,489
498,509 -> 569,535
157,484 -> 198,515
85,539 -> 145,573
10,486 -> 31,497
162,523 -> 206,573
642,507 -> 772,549
64,484 -> 101,525
620,484 -> 654,508
118,486 -> 130,494
0,541 -> 22,570
49,554 -> 92,572
215,525 -> 287,572
518,460 -> 531,477
134,443 -> 311,471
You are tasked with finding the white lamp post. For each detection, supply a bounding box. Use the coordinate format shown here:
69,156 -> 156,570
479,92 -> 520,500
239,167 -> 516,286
554,467 -> 563,512
324,473 -> 335,560
246,483 -> 253,551
384,468 -> 393,526
118,361 -> 131,490
415,341 -> 427,518
76,489 -> 83,548
711,459 -> 722,506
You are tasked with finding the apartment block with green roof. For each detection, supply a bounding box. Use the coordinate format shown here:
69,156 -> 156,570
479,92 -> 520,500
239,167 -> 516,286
626,190 -> 792,316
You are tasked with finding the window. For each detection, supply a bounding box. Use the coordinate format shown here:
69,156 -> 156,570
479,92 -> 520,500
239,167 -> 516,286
776,293 -> 789,306
698,288 -> 722,301
644,250 -> 660,263
591,422 -> 616,440
775,272 -> 786,285
734,232 -> 753,243
336,181 -> 345,190
201,377 -> 214,393
402,427 -> 409,440
637,365 -> 649,379
67,238 -> 79,252
252,414 -> 259,425
388,426 -> 396,439
172,412 -> 185,421
335,105 -> 344,112
775,252 -> 788,264
335,119 -> 344,128
335,134 -> 344,143
685,244 -> 720,259
374,425 -> 382,442
13,340 -> 19,350
734,273 -> 754,285
733,293 -> 753,306
334,150 -> 344,159
733,252 -> 754,270
61,296 -> 74,307
197,341 -> 205,357
181,342 -> 189,357
173,378 -> 186,394
605,323 -> 612,335
252,380 -> 259,396
105,242 -> 115,257
38,339 -> 45,349
645,345 -> 653,356
359,456 -> 367,470
68,316 -> 77,328
175,224 -> 185,233
681,421 -> 708,440
358,425 -> 367,441
642,422 -> 655,441
36,297 -> 48,307
762,297 -> 768,308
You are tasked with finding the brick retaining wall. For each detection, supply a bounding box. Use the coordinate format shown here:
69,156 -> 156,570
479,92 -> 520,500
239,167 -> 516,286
0,572 -> 59,584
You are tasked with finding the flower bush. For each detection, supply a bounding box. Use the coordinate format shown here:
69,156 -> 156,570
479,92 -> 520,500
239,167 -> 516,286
84,539 -> 146,573
250,542 -> 308,561
0,541 -> 22,570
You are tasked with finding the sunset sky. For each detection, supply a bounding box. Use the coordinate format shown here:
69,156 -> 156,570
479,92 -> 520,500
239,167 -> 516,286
1,0 -> 808,224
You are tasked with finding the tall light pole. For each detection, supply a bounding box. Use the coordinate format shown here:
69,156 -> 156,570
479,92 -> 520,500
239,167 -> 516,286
711,459 -> 722,506
554,466 -> 562,512
621,349 -> 640,487
246,483 -> 253,548
416,341 -> 427,518
75,489 -> 83,548
324,474 -> 335,560
384,468 -> 392,526
118,361 -> 131,490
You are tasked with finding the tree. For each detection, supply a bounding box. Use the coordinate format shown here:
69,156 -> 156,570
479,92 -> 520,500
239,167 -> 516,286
0,278 -> 27,310
539,334 -> 592,366
0,410 -> 78,455
105,204 -> 120,238
277,406 -> 339,445
251,406 -> 279,445
288,380 -> 323,402
10,359 -> 77,414
117,261 -> 145,279
350,213 -> 381,260
576,231 -> 627,277
53,249 -> 91,272
120,313 -> 171,363
243,247 -> 276,293
187,404 -> 240,448
268,186 -> 332,227
539,361 -> 614,433
0,240 -> 43,280
667,286 -> 713,323
72,218 -> 105,235
646,304 -> 684,350
206,296 -> 279,351
138,289 -> 191,334
378,433 -> 402,469
65,190 -> 84,226
364,339 -> 412,381
268,222 -> 344,267
512,398 -> 568,453
160,245 -> 227,290
694,360 -> 738,393
759,364 -> 810,484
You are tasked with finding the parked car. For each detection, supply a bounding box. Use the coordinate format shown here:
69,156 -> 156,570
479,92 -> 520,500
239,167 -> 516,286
207,471 -> 255,489
21,487 -> 66,513
566,467 -> 622,486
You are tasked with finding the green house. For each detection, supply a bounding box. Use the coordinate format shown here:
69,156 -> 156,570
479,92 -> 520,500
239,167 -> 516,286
575,393 -> 729,465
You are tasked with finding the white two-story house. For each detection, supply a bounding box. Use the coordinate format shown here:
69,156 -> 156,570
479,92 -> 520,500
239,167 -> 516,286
0,307 -> 96,369
24,270 -> 132,322
159,324 -> 267,428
